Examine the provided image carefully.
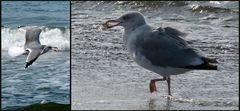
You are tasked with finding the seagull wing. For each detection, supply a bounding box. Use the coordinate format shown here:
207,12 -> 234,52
163,27 -> 187,37
136,30 -> 217,70
24,27 -> 42,48
25,48 -> 42,68
157,27 -> 189,45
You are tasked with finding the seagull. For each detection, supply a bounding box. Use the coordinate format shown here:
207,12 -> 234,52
103,12 -> 218,96
18,26 -> 58,68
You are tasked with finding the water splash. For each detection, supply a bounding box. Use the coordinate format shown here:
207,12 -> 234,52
1,27 -> 70,51
8,46 -> 25,58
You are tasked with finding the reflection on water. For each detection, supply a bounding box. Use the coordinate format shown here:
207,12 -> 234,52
148,98 -> 156,110
148,95 -> 173,110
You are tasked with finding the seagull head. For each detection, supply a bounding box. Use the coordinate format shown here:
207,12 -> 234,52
17,25 -> 25,28
103,12 -> 146,30
51,46 -> 58,51
47,46 -> 58,52
41,46 -> 58,54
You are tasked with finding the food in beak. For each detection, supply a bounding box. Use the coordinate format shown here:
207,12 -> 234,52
103,20 -> 120,28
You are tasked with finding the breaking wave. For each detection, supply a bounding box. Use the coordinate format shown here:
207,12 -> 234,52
1,26 -> 70,51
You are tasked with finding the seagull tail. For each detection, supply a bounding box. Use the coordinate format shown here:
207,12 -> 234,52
203,57 -> 218,63
183,57 -> 218,70
202,64 -> 218,70
183,63 -> 217,70
202,57 -> 218,70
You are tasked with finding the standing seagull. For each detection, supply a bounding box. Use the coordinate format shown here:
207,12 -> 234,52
103,12 -> 217,96
18,26 -> 58,68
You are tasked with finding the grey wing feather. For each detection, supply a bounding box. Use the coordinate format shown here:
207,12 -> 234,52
24,27 -> 42,48
25,49 -> 42,68
163,27 -> 187,37
136,30 -> 203,68
158,27 -> 189,45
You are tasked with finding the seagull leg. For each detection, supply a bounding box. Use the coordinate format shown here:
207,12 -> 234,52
150,80 -> 157,93
149,77 -> 167,93
166,77 -> 171,96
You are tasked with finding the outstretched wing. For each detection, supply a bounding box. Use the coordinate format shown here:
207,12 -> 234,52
24,27 -> 42,48
25,48 -> 42,68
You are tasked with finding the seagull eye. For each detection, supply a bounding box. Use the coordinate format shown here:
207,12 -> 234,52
122,16 -> 129,20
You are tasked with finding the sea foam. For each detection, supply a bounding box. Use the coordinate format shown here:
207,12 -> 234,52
1,27 -> 70,51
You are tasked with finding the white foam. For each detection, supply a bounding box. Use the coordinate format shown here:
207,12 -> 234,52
8,46 -> 25,58
1,27 -> 70,51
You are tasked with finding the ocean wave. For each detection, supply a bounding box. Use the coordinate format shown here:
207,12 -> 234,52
2,102 -> 70,111
1,26 -> 70,51
72,1 -> 238,13
188,3 -> 238,13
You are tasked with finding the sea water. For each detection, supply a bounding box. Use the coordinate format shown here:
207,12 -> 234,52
1,1 -> 70,110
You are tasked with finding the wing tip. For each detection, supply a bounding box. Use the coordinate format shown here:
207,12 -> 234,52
25,62 -> 30,68
183,64 -> 218,70
183,57 -> 218,70
203,57 -> 218,63
206,64 -> 218,70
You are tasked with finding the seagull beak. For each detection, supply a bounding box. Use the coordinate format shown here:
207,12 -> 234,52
103,19 -> 121,28
17,25 -> 24,29
52,47 -> 58,52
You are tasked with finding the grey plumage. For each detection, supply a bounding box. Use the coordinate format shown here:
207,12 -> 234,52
19,26 -> 57,68
104,12 -> 218,95
135,29 -> 201,68
104,12 -> 217,75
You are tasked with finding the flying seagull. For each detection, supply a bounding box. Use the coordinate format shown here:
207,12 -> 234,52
18,26 -> 58,68
103,12 -> 218,96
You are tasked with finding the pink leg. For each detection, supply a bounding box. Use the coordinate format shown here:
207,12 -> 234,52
149,77 -> 167,93
150,80 -> 157,93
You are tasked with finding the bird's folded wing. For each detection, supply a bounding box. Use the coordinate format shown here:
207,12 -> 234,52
136,31 -> 203,68
158,27 -> 188,45
163,27 -> 188,37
